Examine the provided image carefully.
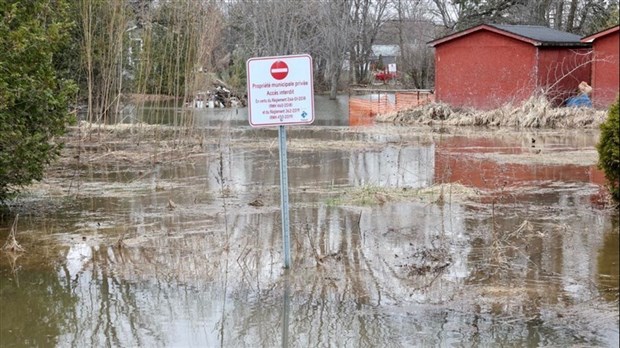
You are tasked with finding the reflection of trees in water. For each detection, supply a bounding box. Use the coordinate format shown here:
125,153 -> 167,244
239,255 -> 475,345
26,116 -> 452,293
9,124 -> 616,345
348,145 -> 435,188
465,188 -> 613,301
233,202 -> 469,346
462,189 -> 618,346
57,244 -> 167,347
10,190 -> 615,346
36,199 -> 469,346
0,261 -> 77,347
597,217 -> 619,302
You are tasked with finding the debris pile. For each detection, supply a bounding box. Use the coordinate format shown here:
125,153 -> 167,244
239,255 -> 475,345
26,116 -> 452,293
189,81 -> 247,109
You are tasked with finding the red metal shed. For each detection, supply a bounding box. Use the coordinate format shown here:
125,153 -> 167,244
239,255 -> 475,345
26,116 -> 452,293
582,25 -> 619,109
428,24 -> 592,110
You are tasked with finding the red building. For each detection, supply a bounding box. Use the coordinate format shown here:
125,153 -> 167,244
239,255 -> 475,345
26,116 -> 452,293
581,25 -> 619,109
428,24 -> 592,110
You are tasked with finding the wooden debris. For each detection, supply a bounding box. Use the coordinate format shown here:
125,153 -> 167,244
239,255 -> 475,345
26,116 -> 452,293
167,199 -> 177,210
248,198 -> 264,207
188,81 -> 247,109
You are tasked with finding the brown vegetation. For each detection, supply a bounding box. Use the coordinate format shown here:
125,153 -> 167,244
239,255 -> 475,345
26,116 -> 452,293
58,121 -> 211,168
376,95 -> 608,128
2,214 -> 25,253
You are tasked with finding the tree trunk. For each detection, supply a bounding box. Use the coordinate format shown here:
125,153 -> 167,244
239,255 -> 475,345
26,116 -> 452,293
329,68 -> 340,100
555,0 -> 564,29
566,0 -> 578,32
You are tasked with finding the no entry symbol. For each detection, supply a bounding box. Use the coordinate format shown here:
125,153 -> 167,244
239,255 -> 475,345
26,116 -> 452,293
270,60 -> 288,80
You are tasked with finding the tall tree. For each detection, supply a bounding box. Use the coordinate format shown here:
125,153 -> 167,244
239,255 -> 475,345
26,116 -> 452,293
430,0 -> 618,34
350,0 -> 391,84
228,0 -> 318,57
315,0 -> 355,99
394,0 -> 438,88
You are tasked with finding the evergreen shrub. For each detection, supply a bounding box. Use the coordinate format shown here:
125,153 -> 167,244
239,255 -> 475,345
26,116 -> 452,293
597,96 -> 620,203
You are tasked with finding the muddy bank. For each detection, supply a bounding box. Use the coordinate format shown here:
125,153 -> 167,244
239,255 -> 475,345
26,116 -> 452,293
377,96 -> 609,128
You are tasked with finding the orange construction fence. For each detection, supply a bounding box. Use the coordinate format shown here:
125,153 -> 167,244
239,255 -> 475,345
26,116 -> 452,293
349,90 -> 434,126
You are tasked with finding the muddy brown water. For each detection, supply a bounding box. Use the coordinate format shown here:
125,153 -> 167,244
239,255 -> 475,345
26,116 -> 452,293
1,96 -> 618,347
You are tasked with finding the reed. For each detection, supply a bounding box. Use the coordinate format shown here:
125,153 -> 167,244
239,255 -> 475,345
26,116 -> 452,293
377,95 -> 608,128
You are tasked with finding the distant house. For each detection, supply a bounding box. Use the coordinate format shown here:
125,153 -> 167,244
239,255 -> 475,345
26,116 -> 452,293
370,44 -> 400,67
581,25 -> 619,109
428,24 -> 592,110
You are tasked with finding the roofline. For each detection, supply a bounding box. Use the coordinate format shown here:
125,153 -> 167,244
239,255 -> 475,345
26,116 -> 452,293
427,24 -> 589,48
537,42 -> 591,48
581,25 -> 620,43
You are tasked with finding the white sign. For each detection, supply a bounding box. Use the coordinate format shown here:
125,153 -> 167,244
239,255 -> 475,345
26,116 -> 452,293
388,63 -> 397,73
247,54 -> 315,127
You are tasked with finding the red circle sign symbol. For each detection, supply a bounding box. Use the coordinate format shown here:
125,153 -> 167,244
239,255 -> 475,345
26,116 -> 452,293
270,60 -> 289,80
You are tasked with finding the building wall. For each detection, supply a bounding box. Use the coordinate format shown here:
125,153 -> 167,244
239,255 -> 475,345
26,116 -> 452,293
591,31 -> 620,109
434,31 -> 537,110
536,48 -> 592,105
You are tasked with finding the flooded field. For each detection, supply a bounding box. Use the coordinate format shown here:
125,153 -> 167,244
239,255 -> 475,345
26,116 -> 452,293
1,96 -> 618,347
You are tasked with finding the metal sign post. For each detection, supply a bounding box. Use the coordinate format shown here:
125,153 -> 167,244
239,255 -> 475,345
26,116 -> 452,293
278,125 -> 291,268
246,54 -> 314,268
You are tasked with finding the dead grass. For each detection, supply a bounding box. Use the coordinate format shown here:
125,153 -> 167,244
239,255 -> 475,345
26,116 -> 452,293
2,214 -> 25,253
476,149 -> 599,166
326,183 -> 480,206
376,95 -> 608,128
59,121 -> 210,166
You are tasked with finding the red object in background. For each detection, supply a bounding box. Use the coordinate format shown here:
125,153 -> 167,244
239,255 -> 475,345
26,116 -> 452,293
374,71 -> 397,82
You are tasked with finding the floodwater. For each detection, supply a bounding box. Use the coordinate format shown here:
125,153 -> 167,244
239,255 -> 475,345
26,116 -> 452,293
1,95 -> 618,347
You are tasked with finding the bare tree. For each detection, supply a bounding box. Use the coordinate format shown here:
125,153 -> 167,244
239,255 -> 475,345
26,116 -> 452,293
394,0 -> 438,88
429,0 -> 618,34
315,0 -> 355,99
513,0 -> 617,33
430,0 -> 460,29
78,0 -> 131,123
229,0 -> 317,57
349,0 -> 392,85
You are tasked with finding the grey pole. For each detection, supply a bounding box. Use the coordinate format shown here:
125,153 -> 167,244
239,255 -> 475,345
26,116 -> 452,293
278,125 -> 291,268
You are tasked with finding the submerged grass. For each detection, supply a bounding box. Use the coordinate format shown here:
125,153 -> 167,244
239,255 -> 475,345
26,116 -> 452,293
59,121 -> 211,166
326,183 -> 480,206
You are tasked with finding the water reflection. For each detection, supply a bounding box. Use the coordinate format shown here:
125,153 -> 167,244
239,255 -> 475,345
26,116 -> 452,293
1,110 -> 618,347
0,258 -> 76,347
125,95 -> 350,128
349,145 -> 434,188
2,201 -> 616,346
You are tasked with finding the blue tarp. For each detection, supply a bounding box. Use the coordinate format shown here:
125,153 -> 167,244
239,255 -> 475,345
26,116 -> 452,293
566,94 -> 592,107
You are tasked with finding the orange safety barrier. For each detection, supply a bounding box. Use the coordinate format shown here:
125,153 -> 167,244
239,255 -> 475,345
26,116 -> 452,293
349,90 -> 434,125
395,92 -> 435,108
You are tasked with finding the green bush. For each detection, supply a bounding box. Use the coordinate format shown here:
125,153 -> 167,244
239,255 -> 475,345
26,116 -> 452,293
0,0 -> 77,202
597,96 -> 620,203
